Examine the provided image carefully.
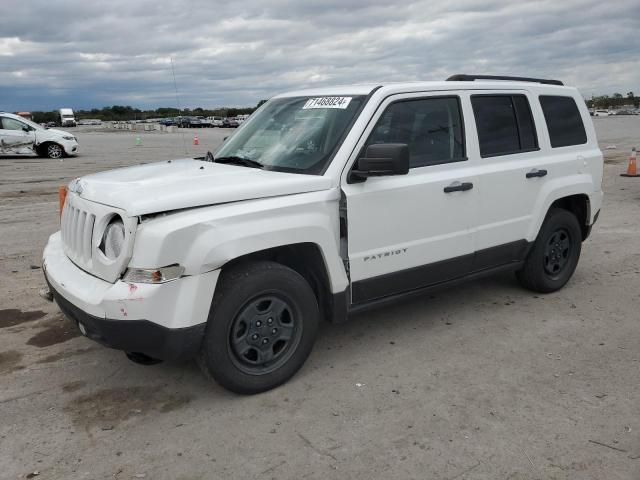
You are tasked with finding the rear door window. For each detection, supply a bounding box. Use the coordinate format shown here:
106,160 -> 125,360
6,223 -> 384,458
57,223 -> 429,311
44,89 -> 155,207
539,95 -> 587,148
471,95 -> 539,157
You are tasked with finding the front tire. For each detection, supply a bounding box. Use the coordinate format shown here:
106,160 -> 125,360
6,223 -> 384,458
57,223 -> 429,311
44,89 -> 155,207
517,208 -> 582,293
44,143 -> 64,159
198,261 -> 319,394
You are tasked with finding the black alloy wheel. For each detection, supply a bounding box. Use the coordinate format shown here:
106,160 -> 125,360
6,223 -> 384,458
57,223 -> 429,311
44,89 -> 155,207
197,261 -> 319,394
543,228 -> 572,277
228,295 -> 302,375
516,208 -> 582,293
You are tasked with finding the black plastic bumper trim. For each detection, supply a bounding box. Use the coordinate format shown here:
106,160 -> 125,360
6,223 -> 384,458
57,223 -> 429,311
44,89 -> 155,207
49,282 -> 205,361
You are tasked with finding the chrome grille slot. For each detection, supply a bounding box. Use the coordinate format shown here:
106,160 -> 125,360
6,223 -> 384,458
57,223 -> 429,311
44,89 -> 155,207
70,207 -> 79,252
75,211 -> 86,257
83,214 -> 96,261
61,199 -> 95,269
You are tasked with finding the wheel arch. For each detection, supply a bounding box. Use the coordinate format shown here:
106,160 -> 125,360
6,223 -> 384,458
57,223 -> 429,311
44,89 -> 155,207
220,243 -> 337,323
527,177 -> 595,242
38,140 -> 65,158
549,194 -> 591,240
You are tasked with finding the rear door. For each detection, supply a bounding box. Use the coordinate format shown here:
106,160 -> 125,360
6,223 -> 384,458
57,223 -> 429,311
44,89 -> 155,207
465,91 -> 547,269
342,92 -> 478,304
467,91 -> 591,271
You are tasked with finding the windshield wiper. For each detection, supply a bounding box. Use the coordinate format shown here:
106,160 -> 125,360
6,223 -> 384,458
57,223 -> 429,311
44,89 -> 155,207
214,156 -> 264,169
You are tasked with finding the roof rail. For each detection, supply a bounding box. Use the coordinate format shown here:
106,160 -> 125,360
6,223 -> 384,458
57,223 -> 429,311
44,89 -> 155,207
446,74 -> 564,86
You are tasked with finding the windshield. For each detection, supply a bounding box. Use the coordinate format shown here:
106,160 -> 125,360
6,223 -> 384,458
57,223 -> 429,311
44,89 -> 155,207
214,95 -> 365,174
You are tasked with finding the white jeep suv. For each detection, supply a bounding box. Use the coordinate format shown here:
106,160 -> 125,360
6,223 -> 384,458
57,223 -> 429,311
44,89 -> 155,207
42,75 -> 603,394
0,112 -> 79,158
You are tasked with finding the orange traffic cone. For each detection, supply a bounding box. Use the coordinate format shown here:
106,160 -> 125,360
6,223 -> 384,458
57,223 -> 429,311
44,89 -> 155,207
193,135 -> 199,146
621,147 -> 640,177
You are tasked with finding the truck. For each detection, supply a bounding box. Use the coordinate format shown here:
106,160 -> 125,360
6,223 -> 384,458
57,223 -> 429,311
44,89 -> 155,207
42,75 -> 603,394
58,108 -> 76,127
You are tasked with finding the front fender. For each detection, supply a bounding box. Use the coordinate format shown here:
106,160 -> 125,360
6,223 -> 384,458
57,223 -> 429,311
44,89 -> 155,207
130,190 -> 348,293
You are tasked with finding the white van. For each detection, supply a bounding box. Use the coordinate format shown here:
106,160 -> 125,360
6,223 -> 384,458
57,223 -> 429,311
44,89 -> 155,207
206,116 -> 223,127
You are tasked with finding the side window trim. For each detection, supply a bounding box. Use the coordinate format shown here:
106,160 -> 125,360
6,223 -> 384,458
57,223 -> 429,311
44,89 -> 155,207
471,93 -> 540,159
361,94 -> 467,169
512,95 -> 539,152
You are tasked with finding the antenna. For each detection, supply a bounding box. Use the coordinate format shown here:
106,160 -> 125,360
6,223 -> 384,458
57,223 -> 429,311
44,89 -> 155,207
170,57 -> 188,155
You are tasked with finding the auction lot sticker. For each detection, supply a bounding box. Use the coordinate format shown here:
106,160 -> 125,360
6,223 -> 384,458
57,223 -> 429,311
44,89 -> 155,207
303,97 -> 352,109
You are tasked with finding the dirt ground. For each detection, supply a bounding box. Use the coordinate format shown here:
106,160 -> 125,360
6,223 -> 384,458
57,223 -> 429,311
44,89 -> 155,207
1,118 -> 639,480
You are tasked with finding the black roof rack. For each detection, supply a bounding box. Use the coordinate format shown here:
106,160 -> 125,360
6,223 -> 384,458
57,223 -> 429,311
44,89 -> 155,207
446,74 -> 563,86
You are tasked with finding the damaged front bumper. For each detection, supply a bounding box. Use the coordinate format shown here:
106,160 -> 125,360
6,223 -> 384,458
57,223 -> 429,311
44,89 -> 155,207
42,231 -> 219,360
47,284 -> 205,361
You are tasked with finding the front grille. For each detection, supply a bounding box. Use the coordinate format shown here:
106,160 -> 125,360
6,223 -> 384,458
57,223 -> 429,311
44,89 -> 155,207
61,202 -> 96,267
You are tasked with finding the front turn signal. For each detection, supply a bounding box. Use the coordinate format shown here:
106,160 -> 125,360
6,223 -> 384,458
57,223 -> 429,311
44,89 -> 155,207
122,265 -> 185,284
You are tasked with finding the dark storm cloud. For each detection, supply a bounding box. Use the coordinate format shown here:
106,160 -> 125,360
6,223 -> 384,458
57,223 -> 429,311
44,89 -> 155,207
1,0 -> 638,110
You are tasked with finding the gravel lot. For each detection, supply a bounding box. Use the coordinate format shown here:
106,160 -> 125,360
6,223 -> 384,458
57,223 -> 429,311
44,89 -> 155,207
1,119 -> 639,479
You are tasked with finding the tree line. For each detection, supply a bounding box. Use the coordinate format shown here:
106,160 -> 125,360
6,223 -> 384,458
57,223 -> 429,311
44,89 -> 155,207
31,101 -> 267,124
26,93 -> 637,124
585,92 -> 637,109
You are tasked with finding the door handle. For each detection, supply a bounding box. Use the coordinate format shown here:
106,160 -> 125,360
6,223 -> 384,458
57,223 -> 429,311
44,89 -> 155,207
526,169 -> 547,178
444,181 -> 473,193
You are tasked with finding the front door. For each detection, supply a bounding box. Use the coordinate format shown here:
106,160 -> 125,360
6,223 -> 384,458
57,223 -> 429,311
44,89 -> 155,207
0,116 -> 36,154
341,93 -> 477,304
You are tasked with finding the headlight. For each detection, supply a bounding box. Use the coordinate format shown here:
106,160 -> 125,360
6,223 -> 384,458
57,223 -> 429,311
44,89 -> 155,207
62,135 -> 76,141
123,265 -> 185,284
99,216 -> 125,260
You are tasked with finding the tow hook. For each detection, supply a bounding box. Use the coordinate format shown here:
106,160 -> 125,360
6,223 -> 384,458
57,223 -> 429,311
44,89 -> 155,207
39,286 -> 53,302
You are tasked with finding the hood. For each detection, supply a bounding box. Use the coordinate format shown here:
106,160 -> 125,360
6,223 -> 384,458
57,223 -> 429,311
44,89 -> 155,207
44,128 -> 72,137
74,158 -> 332,216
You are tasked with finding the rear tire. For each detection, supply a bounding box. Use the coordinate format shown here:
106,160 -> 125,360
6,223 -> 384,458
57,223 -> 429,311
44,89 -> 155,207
197,261 -> 319,394
517,208 -> 582,293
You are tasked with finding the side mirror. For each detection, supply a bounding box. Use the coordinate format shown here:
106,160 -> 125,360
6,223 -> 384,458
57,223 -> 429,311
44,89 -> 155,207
350,143 -> 409,182
22,126 -> 31,132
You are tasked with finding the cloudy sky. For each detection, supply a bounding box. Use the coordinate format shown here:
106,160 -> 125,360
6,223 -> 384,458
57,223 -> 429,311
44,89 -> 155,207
1,0 -> 639,111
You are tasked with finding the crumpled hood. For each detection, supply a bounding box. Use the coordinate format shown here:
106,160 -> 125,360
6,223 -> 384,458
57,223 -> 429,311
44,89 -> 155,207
45,128 -> 72,136
74,158 -> 332,216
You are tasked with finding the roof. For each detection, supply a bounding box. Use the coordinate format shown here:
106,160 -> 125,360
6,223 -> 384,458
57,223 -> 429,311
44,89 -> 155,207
274,79 -> 576,99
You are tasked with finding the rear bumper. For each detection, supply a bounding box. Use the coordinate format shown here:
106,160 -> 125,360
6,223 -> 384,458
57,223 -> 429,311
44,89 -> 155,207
49,282 -> 205,360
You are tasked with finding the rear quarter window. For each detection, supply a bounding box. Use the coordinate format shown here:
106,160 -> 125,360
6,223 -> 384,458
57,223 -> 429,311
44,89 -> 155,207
539,95 -> 587,148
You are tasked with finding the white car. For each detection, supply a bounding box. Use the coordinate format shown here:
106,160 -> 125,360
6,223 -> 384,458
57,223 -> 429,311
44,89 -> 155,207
235,114 -> 250,125
0,112 -> 79,158
207,116 -> 224,127
42,75 -> 603,393
593,109 -> 610,117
